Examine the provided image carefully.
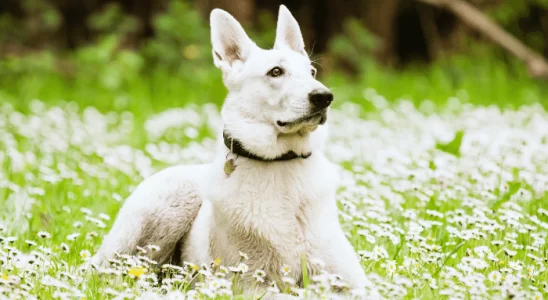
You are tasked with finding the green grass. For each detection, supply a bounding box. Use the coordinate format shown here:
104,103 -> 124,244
1,53 -> 548,299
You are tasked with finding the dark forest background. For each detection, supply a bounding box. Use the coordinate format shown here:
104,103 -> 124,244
1,0 -> 547,109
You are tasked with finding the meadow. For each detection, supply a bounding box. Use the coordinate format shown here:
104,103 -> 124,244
1,33 -> 548,300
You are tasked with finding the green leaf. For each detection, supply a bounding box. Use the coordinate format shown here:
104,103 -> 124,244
301,255 -> 309,288
490,181 -> 522,211
436,130 -> 464,157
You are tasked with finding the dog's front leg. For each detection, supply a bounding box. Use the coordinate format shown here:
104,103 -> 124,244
325,228 -> 369,291
314,202 -> 369,292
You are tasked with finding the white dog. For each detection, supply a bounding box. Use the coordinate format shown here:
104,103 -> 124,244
91,5 -> 367,298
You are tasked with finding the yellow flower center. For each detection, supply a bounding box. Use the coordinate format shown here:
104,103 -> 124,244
128,267 -> 147,278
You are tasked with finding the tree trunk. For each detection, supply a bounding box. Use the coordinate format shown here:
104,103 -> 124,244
363,0 -> 399,66
197,0 -> 255,25
419,0 -> 548,79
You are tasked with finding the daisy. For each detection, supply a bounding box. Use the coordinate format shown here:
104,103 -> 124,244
239,251 -> 249,260
66,233 -> 80,241
37,231 -> 50,239
60,243 -> 70,253
80,250 -> 91,261
280,264 -> 291,276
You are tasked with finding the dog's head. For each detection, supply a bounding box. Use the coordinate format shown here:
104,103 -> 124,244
211,5 -> 331,159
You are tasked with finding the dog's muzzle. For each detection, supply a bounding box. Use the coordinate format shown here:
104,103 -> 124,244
277,108 -> 328,127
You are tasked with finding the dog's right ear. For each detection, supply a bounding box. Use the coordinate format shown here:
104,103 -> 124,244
210,9 -> 254,70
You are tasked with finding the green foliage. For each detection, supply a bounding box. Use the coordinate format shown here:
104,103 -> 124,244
73,35 -> 145,90
326,43 -> 547,110
0,0 -> 61,46
141,0 -> 212,72
489,0 -> 548,24
87,3 -> 139,36
327,18 -> 379,73
436,131 -> 464,157
247,10 -> 277,49
488,0 -> 548,55
0,0 -> 546,114
0,52 -> 57,77
491,182 -> 523,211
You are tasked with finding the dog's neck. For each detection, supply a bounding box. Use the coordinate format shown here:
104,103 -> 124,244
222,129 -> 311,162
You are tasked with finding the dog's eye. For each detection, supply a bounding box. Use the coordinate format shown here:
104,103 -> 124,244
267,67 -> 284,77
311,68 -> 317,78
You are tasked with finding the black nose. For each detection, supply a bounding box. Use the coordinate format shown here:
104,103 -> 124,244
309,91 -> 333,110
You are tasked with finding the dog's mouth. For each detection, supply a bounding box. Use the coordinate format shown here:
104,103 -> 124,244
276,109 -> 328,127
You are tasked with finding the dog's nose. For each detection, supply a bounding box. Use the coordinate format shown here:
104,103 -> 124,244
309,91 -> 333,110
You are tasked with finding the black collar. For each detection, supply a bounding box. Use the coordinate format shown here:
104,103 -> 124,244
223,129 -> 311,162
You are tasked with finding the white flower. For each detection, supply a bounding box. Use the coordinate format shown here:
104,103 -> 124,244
199,288 -> 215,298
37,231 -> 50,239
60,243 -> 70,253
80,208 -> 93,215
80,250 -> 91,261
488,271 -> 502,283
503,248 -> 517,257
429,278 -> 438,290
508,260 -> 522,271
237,263 -> 249,274
103,288 -> 119,296
66,233 -> 80,241
280,264 -> 291,276
98,213 -> 111,221
253,269 -> 266,282
382,260 -> 397,275
281,276 -> 296,285
267,282 -> 280,294
147,245 -> 161,252
217,288 -> 232,297
239,251 -> 249,260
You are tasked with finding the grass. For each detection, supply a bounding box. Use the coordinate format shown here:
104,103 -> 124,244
1,53 -> 548,299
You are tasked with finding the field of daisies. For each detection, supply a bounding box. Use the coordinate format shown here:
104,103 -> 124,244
1,86 -> 548,300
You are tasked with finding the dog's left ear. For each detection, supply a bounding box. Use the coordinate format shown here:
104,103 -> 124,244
274,5 -> 307,56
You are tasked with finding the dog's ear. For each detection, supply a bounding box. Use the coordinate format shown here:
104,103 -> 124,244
210,9 -> 254,69
274,5 -> 306,56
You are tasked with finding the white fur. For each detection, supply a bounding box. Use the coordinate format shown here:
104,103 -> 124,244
91,5 -> 367,298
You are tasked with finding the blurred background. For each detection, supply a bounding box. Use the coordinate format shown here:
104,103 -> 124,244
0,0 -> 547,112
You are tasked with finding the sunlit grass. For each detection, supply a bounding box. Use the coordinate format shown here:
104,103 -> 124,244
1,55 -> 548,299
